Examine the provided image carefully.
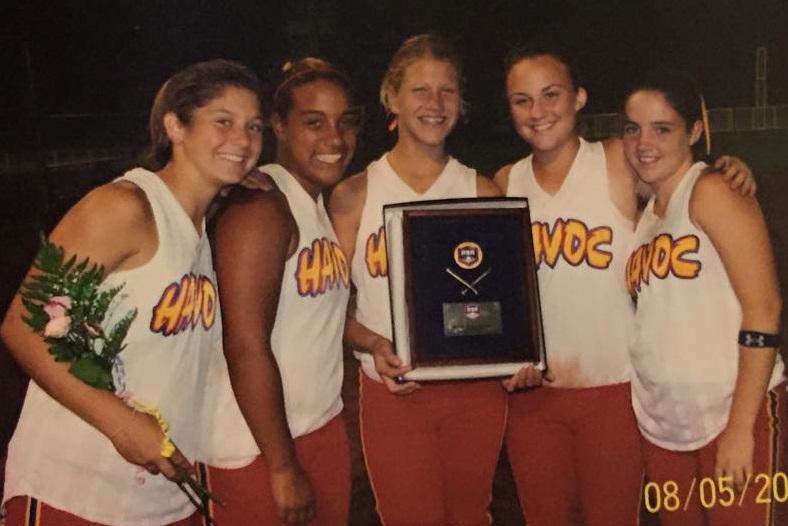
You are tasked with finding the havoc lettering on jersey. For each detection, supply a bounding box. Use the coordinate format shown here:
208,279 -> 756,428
625,234 -> 701,298
531,218 -> 613,270
365,226 -> 388,277
296,237 -> 351,297
151,273 -> 217,336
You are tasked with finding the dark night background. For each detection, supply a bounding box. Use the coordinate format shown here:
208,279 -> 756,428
2,0 -> 787,156
1,1 -> 787,524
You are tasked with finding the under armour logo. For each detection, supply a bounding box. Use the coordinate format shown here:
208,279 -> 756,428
744,334 -> 766,347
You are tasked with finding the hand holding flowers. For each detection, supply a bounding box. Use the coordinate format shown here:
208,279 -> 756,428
20,236 -> 223,524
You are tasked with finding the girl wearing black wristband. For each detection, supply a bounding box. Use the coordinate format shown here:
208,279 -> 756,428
623,71 -> 785,526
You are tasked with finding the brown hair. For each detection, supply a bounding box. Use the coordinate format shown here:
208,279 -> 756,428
143,59 -> 263,170
503,39 -> 584,91
272,57 -> 355,120
623,70 -> 709,160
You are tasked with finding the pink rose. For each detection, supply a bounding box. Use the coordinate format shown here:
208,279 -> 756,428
44,315 -> 72,338
44,296 -> 73,319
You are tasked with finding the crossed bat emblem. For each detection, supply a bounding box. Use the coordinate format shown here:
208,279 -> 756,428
445,267 -> 491,296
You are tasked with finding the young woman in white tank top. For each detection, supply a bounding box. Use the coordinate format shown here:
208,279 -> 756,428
330,34 -> 507,526
1,60 -> 263,526
623,71 -> 785,526
201,58 -> 360,526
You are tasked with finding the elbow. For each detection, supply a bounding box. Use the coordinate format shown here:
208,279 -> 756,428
1,307 -> 31,373
1,308 -> 19,353
222,334 -> 271,365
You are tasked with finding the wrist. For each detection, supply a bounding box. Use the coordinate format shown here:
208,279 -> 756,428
92,395 -> 136,438
724,416 -> 756,435
368,334 -> 393,357
263,445 -> 299,474
268,458 -> 302,475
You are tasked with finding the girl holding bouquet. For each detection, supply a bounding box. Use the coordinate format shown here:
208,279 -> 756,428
1,59 -> 264,526
200,58 -> 360,525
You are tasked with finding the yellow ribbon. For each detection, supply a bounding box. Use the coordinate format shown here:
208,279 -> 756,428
700,95 -> 711,156
126,397 -> 175,458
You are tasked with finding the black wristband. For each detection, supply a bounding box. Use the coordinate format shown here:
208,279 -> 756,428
738,330 -> 781,348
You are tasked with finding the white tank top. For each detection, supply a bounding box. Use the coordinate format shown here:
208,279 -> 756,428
3,168 -> 221,526
626,162 -> 785,450
506,138 -> 634,387
200,164 -> 349,468
351,154 -> 477,380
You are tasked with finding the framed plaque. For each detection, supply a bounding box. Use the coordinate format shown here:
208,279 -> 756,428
383,197 -> 546,381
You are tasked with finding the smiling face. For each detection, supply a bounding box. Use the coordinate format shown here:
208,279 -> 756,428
172,85 -> 263,188
506,54 -> 586,154
622,89 -> 702,192
274,78 -> 359,198
387,57 -> 461,149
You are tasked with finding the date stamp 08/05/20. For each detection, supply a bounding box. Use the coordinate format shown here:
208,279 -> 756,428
644,472 -> 788,514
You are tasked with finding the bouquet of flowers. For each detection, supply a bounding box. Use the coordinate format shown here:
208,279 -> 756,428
20,235 -> 223,525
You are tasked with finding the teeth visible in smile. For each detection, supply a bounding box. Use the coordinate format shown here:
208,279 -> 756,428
532,122 -> 554,132
219,153 -> 245,163
637,155 -> 658,164
420,116 -> 445,124
316,153 -> 342,164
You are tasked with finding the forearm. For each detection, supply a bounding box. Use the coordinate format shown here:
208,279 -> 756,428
343,316 -> 387,355
224,341 -> 298,472
729,283 -> 782,430
726,347 -> 777,432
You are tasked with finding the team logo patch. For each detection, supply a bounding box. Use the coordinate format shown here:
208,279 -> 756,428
453,241 -> 483,270
464,304 -> 481,320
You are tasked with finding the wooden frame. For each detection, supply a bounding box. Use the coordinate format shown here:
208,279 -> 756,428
383,197 -> 546,381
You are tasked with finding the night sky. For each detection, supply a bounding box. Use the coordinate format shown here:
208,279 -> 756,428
1,0 -> 787,154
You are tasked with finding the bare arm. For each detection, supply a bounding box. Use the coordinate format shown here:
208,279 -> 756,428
212,187 -> 315,524
603,137 -> 640,222
0,182 -> 192,479
690,174 -> 781,488
328,173 -> 417,394
604,138 -> 757,218
476,174 -> 504,197
492,164 -> 513,194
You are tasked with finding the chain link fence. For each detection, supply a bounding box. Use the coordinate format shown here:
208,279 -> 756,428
579,105 -> 788,139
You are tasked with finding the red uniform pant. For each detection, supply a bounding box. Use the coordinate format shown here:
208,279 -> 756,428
641,384 -> 787,526
359,372 -> 507,526
505,382 -> 644,526
3,496 -> 199,526
199,413 -> 350,526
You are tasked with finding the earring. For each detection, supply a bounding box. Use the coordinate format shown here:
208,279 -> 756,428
388,117 -> 398,132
